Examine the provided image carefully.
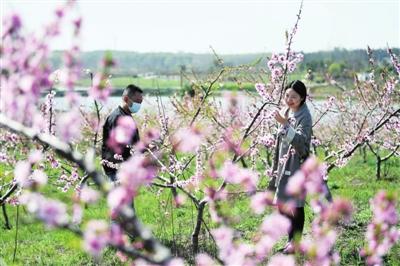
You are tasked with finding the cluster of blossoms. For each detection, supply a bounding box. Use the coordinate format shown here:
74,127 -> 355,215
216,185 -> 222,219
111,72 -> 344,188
220,128 -> 244,156
57,168 -> 80,192
83,220 -> 151,260
57,110 -> 83,142
134,127 -> 161,152
255,83 -> 274,102
219,160 -> 259,192
14,162 -> 46,189
388,48 -> 400,76
101,159 -> 120,170
258,133 -> 275,148
0,132 -> 20,165
1,1 -> 83,130
107,116 -> 137,154
325,96 -> 336,109
384,78 -> 397,95
158,114 -> 169,140
360,191 -> 400,265
334,156 -> 349,168
384,117 -> 400,133
39,90 -> 56,135
0,151 -> 7,163
211,225 -> 253,265
79,104 -> 101,134
1,13 -> 52,126
194,147 -> 205,180
88,53 -> 115,102
83,220 -> 112,257
209,213 -> 294,266
254,212 -> 292,262
285,157 -> 353,265
0,132 -> 19,143
381,139 -> 399,151
300,198 -> 353,265
223,91 -> 242,117
179,147 -> 205,192
362,134 -> 373,143
249,146 -> 259,170
286,156 -> 329,198
204,156 -> 354,265
78,186 -> 100,204
13,150 -> 46,188
46,153 -> 60,168
167,156 -> 185,175
171,126 -> 204,153
107,154 -> 158,217
343,139 -> 356,154
267,52 -> 304,81
19,191 -> 69,228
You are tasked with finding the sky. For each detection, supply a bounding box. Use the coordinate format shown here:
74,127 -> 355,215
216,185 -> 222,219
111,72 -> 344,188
1,0 -> 399,54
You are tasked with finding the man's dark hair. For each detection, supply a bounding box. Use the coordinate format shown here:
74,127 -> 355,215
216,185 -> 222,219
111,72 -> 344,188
123,84 -> 143,98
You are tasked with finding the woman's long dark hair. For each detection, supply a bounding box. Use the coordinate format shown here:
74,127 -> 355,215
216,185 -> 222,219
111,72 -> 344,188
285,80 -> 307,105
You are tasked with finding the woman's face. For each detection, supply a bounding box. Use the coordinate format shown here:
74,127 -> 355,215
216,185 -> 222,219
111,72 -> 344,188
284,88 -> 303,111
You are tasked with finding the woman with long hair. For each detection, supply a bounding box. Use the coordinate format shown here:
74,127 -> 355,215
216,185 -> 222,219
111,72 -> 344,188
269,80 -> 312,254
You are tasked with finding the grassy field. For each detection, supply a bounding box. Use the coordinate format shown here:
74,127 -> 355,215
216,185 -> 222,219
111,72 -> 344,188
75,74 -> 340,100
0,151 -> 399,265
78,76 -> 181,89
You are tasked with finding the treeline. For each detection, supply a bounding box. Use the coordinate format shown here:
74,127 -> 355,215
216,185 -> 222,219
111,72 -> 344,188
50,48 -> 399,76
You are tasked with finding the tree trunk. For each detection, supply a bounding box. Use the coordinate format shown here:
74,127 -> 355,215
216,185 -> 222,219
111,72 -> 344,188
2,203 -> 12,229
376,156 -> 381,180
267,150 -> 272,166
192,201 -> 206,255
362,145 -> 367,163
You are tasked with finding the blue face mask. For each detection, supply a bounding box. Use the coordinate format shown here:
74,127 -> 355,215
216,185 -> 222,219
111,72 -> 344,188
129,102 -> 141,113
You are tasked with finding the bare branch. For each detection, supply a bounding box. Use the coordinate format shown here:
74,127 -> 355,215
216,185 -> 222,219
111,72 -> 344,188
190,69 -> 225,126
0,184 -> 18,206
382,145 -> 400,162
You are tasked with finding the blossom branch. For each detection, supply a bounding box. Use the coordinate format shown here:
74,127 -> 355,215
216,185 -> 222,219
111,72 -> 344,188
326,108 -> 400,172
0,113 -> 173,264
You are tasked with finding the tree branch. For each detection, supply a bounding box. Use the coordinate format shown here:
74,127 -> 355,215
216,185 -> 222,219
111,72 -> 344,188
190,69 -> 225,126
0,113 -> 172,264
326,108 -> 400,172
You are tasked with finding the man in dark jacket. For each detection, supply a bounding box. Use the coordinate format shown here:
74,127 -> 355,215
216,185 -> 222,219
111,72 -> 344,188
101,84 -> 143,182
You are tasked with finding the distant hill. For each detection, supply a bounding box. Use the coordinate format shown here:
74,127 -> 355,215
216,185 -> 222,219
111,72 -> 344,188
50,48 -> 399,75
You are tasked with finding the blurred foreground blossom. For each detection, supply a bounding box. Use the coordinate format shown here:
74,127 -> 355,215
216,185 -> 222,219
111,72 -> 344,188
360,191 -> 400,265
219,161 -> 259,192
83,220 -> 109,257
106,116 -> 137,154
171,126 -> 203,153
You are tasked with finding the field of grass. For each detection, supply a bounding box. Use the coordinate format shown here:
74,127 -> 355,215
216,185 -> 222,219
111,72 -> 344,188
78,76 -> 182,89
1,151 -> 399,265
75,73 -> 341,99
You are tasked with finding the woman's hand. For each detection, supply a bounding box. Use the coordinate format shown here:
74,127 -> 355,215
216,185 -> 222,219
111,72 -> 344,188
273,109 -> 288,125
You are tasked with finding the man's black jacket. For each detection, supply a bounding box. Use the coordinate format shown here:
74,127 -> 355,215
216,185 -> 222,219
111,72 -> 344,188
101,106 -> 140,175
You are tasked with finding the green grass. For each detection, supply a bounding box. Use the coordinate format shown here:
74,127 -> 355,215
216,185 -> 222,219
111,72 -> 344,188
77,77 -> 182,89
326,153 -> 400,266
74,75 -> 343,98
1,152 -> 399,265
